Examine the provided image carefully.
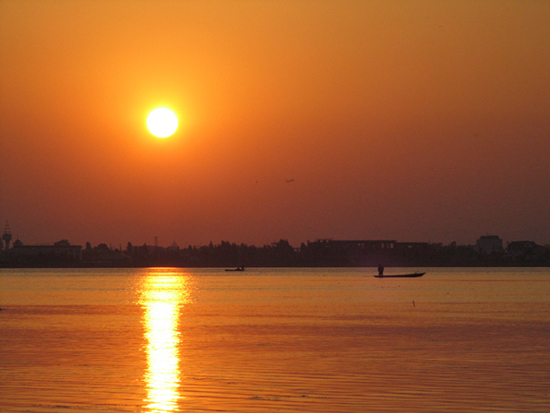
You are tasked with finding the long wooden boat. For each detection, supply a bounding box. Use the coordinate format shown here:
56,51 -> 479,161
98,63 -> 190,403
225,267 -> 245,272
373,272 -> 425,278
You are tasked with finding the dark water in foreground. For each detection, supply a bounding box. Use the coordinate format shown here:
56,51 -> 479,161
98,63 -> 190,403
1,267 -> 549,412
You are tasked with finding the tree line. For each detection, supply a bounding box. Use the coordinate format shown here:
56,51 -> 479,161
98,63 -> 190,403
3,239 -> 549,267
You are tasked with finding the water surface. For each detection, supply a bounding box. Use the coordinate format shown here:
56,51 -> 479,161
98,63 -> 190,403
1,267 -> 549,412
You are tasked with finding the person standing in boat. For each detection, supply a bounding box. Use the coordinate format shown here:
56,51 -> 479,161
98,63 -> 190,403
378,264 -> 384,277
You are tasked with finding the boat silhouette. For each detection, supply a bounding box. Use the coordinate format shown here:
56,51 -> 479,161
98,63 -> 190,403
373,272 -> 425,278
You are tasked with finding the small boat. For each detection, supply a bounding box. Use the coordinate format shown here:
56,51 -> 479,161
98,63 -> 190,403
373,272 -> 425,278
225,267 -> 245,272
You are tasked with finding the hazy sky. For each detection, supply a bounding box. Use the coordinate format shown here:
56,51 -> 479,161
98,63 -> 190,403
1,0 -> 549,248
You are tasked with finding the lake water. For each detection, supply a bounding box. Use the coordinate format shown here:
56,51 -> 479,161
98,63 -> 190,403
1,267 -> 549,412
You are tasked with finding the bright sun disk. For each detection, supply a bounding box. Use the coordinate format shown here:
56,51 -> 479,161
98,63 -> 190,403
147,108 -> 178,138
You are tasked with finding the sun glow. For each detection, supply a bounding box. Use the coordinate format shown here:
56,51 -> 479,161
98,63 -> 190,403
147,108 -> 178,138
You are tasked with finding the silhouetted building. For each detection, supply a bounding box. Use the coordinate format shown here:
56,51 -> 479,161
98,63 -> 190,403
167,242 -> 180,252
476,235 -> 503,254
10,239 -> 82,263
2,221 -> 13,250
506,241 -> 546,263
309,239 -> 397,250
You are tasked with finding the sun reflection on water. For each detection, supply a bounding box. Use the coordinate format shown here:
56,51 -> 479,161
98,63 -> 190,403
140,270 -> 192,412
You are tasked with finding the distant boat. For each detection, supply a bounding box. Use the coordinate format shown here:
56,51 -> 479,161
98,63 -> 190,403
225,267 -> 245,272
373,272 -> 425,278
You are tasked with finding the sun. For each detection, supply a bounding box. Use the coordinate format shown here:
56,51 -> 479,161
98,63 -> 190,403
147,108 -> 178,138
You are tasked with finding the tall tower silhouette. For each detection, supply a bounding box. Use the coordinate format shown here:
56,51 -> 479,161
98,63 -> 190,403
2,221 -> 13,250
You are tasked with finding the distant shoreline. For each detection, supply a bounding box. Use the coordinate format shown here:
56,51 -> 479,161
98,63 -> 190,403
2,238 -> 549,268
1,263 -> 549,269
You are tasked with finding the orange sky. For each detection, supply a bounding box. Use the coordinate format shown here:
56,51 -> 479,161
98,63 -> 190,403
1,0 -> 549,247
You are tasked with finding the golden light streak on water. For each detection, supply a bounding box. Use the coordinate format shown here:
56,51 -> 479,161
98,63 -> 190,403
140,270 -> 191,412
